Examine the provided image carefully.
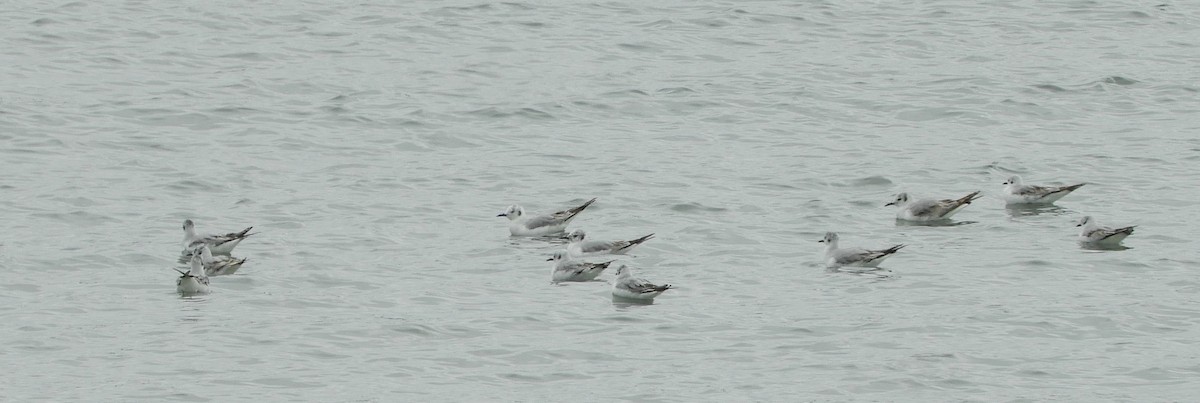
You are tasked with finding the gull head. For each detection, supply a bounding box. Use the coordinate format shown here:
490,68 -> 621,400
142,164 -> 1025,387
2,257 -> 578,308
1075,216 -> 1093,227
496,205 -> 524,220
567,229 -> 586,243
188,253 -> 204,275
1003,175 -> 1023,186
613,264 -> 630,278
547,251 -> 567,262
183,219 -> 195,231
885,193 -> 909,207
818,232 -> 838,244
197,244 -> 213,260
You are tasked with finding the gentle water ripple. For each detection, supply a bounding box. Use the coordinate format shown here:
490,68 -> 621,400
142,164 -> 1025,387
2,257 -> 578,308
3,0 -> 1200,401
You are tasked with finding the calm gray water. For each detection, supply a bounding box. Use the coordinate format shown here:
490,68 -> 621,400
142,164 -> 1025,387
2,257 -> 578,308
3,1 -> 1200,401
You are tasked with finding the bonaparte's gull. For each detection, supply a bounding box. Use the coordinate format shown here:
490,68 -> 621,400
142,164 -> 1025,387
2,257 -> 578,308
818,232 -> 905,268
548,251 -> 613,283
886,191 -> 982,222
182,219 -> 254,256
196,244 -> 246,276
1076,216 -> 1135,245
1002,176 -> 1085,205
176,254 -> 211,295
566,229 -> 654,257
611,265 -> 671,301
497,197 -> 596,237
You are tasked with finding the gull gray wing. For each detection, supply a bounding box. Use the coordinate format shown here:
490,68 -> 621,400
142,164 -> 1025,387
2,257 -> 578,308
545,198 -> 597,222
557,260 -> 612,276
524,215 -> 564,230
1022,183 -> 1084,197
832,244 -> 903,265
580,240 -> 622,254
526,198 -> 598,230
907,199 -> 945,218
201,227 -> 255,246
205,257 -> 247,276
1015,184 -> 1053,197
1087,226 -> 1135,241
615,278 -> 648,293
1044,183 -> 1085,197
928,191 -> 982,217
831,247 -> 875,265
618,277 -> 669,294
584,260 -> 615,273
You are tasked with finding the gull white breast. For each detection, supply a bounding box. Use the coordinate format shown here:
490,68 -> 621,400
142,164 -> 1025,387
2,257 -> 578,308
176,254 -> 211,296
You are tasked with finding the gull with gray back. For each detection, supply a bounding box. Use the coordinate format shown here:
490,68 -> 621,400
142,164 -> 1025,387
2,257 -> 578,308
566,229 -> 655,257
195,244 -> 247,276
548,251 -> 614,283
1075,216 -> 1135,245
886,191 -> 982,222
1002,175 -> 1085,205
611,265 -> 671,301
181,219 -> 254,256
818,232 -> 905,268
497,197 -> 597,237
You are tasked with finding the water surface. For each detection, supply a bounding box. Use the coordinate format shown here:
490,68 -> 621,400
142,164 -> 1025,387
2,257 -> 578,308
3,1 -> 1200,401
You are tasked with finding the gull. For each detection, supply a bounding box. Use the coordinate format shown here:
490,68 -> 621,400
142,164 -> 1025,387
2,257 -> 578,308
195,244 -> 247,276
548,251 -> 613,283
1002,175 -> 1085,205
886,191 -> 982,222
1076,216 -> 1135,245
611,265 -> 671,301
818,232 -> 905,268
181,219 -> 254,256
497,197 -> 596,237
566,229 -> 654,257
175,254 -> 211,296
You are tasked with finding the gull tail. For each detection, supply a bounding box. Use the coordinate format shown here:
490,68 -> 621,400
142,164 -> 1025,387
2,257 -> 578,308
866,244 -> 905,263
233,226 -> 256,238
648,284 -> 672,293
221,226 -> 254,238
569,198 -> 597,214
562,197 -> 598,222
215,227 -> 256,247
1107,226 -> 1136,239
617,233 -> 655,251
957,191 -> 983,206
1053,183 -> 1086,194
881,244 -> 906,255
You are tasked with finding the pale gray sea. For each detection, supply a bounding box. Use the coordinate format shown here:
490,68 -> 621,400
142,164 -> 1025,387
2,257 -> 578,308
3,0 -> 1200,401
